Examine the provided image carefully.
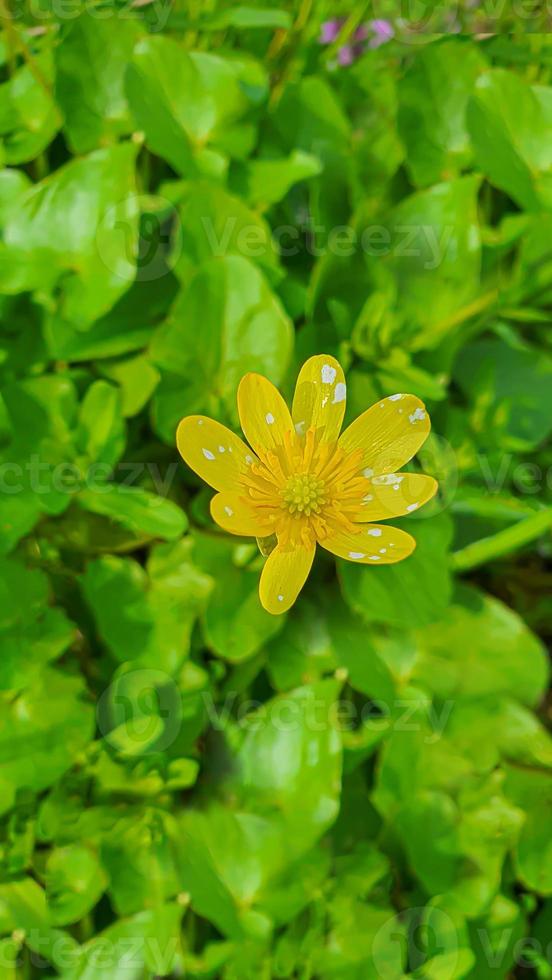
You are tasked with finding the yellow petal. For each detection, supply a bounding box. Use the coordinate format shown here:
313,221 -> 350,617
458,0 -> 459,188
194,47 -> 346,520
259,543 -> 315,614
292,354 -> 346,444
320,524 -> 415,564
339,393 -> 431,475
237,373 -> 293,457
177,415 -> 258,492
211,492 -> 272,537
346,474 -> 438,522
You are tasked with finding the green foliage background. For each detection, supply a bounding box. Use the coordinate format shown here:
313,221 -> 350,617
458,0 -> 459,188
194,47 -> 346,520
0,4 -> 551,978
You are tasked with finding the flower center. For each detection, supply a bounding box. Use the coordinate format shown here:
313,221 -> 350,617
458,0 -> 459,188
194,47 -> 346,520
281,473 -> 327,517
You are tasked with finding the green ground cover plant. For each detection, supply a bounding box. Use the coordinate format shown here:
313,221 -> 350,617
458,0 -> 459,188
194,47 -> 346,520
0,3 -> 551,978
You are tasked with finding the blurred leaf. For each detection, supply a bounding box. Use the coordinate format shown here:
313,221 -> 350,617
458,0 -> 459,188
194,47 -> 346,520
75,380 -> 126,468
0,52 -> 60,164
0,669 -> 94,815
454,336 -> 552,451
151,255 -> 293,440
504,766 -> 552,894
339,512 -> 453,629
1,143 -> 139,326
55,16 -> 141,153
382,176 -> 482,349
0,556 -> 75,691
0,878 -> 78,971
45,844 -> 107,926
467,68 -> 552,210
398,38 -> 486,187
192,533 -> 283,662
77,485 -> 187,541
98,353 -> 160,417
126,36 -> 265,175
413,583 -> 548,706
82,539 -> 212,671
173,182 -> 279,285
230,150 -> 322,206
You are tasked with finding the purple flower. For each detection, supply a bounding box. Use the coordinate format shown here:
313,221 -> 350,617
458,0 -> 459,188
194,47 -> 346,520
368,18 -> 395,48
320,18 -> 344,44
337,44 -> 355,66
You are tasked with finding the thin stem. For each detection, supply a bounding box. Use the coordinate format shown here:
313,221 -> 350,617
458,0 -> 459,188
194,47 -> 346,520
451,509 -> 552,572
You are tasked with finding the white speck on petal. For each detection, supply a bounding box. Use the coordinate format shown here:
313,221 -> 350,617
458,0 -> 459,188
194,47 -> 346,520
202,448 -> 215,460
379,548 -> 387,554
388,393 -> 402,401
295,420 -> 305,434
369,555 -> 380,560
349,551 -> 366,560
277,594 -> 284,602
409,407 -> 426,424
266,413 -> 275,424
333,382 -> 346,404
367,528 -> 382,537
393,484 -> 400,491
373,473 -> 403,486
245,455 -> 253,465
224,506 -> 233,516
363,494 -> 374,502
321,364 -> 337,384
218,445 -> 225,453
197,419 -> 204,425
407,502 -> 419,512
363,468 -> 374,478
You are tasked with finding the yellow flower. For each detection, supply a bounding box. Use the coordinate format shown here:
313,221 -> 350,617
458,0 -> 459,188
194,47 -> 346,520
177,355 -> 437,615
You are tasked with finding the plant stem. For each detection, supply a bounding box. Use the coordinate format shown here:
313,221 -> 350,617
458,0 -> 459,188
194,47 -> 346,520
451,509 -> 552,572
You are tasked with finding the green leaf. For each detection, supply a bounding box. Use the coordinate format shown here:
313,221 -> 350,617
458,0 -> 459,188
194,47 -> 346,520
0,491 -> 42,556
98,353 -> 160,417
126,36 -> 266,175
55,16 -> 141,153
340,512 -> 453,629
176,681 -> 342,934
266,594 -> 337,691
454,337 -> 552,451
467,68 -> 552,209
151,255 -> 293,441
0,52 -> 60,164
44,272 -> 178,362
101,812 -> 178,916
65,904 -> 184,978
382,176 -> 482,349
0,669 -> 94,815
413,584 -> 549,706
0,557 -> 75,691
0,879 -> 79,971
204,6 -> 292,29
0,167 -> 31,229
173,181 -> 280,285
398,38 -> 486,188
82,539 -> 212,671
230,150 -> 322,206
76,380 -> 126,468
45,844 -> 108,926
77,485 -> 186,541
191,533 -> 283,662
504,766 -> 552,895
233,679 -> 342,854
2,143 -> 139,326
327,597 -> 396,703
